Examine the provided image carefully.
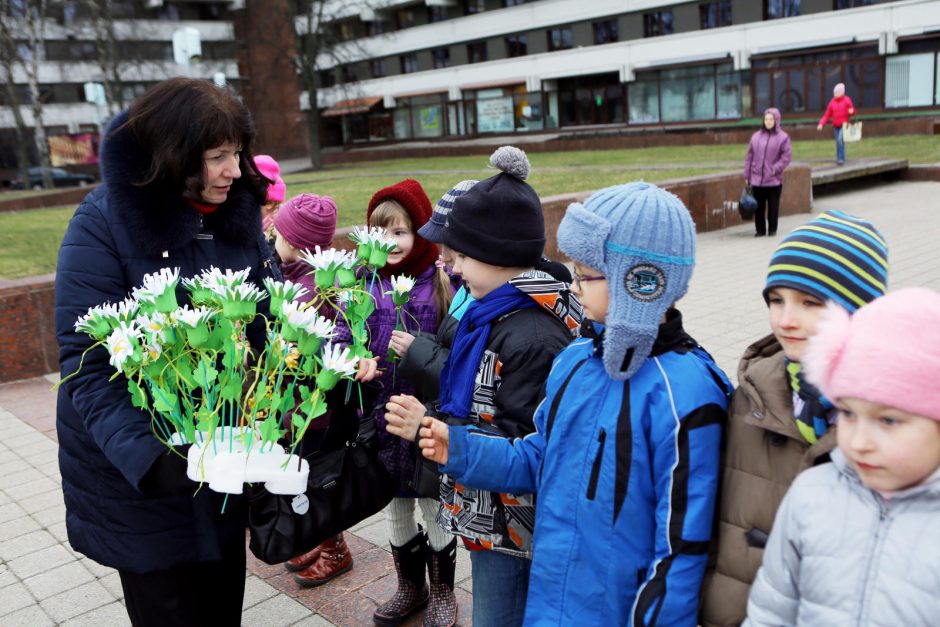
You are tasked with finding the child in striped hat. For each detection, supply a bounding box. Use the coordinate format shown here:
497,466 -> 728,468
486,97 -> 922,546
700,210 -> 889,627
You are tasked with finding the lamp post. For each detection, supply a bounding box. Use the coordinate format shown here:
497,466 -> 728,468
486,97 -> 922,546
172,27 -> 202,78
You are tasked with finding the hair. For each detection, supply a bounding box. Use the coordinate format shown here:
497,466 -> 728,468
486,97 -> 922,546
120,77 -> 267,204
369,199 -> 453,324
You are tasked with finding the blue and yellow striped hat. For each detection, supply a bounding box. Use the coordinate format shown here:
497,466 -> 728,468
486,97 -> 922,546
764,210 -> 888,312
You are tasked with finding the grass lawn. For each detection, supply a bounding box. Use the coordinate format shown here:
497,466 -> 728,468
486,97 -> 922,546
1,134 -> 935,279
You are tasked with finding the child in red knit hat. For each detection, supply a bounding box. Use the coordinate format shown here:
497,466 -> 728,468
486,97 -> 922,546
337,179 -> 458,626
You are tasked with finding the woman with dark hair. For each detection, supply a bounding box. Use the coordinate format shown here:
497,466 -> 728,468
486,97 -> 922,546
54,77 -> 279,626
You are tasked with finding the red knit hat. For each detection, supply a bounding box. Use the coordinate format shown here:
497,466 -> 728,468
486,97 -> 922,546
367,179 -> 438,277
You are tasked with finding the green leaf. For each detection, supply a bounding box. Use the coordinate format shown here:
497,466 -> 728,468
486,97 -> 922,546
127,379 -> 149,410
279,393 -> 296,414
176,361 -> 197,390
221,348 -> 239,371
153,390 -> 178,415
252,394 -> 271,411
194,359 -> 218,389
195,408 -> 217,433
258,417 -> 285,444
220,377 -> 241,402
292,413 -> 306,430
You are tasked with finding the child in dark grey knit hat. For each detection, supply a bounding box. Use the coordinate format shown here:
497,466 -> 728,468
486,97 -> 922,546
416,181 -> 733,625
384,146 -> 581,626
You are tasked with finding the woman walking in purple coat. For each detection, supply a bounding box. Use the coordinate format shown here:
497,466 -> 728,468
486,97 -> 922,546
744,108 -> 792,237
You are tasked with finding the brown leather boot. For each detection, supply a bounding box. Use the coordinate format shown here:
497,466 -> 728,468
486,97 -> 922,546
373,531 -> 429,625
284,543 -> 323,572
293,533 -> 353,587
424,538 -> 458,627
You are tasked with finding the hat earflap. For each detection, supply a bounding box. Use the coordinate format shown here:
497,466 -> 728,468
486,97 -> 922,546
557,202 -> 611,272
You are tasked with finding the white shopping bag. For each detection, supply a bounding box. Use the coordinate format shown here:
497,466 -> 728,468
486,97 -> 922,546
843,121 -> 862,143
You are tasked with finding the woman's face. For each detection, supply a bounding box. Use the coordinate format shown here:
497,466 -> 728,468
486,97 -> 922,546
763,112 -> 776,130
201,142 -> 242,204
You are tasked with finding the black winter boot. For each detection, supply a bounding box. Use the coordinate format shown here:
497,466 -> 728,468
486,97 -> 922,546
424,538 -> 458,627
373,531 -> 430,625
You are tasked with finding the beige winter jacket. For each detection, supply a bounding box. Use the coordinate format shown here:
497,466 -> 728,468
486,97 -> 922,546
699,335 -> 836,627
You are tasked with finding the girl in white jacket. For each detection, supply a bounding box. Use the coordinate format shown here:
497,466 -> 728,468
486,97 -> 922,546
745,287 -> 940,626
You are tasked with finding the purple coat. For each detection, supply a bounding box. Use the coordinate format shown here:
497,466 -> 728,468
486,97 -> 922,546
335,264 -> 447,489
744,108 -> 792,188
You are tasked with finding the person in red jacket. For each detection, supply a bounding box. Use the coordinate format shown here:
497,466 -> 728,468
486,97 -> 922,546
817,83 -> 855,166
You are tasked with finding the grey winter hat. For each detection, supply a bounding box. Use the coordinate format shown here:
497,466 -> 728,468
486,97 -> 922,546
557,182 -> 696,380
418,179 -> 479,244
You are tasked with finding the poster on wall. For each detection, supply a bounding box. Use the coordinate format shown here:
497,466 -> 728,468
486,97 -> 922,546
419,107 -> 440,132
476,96 -> 514,133
49,134 -> 99,166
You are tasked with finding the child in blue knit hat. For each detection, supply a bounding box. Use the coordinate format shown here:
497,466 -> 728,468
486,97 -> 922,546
700,210 -> 889,627
416,181 -> 733,625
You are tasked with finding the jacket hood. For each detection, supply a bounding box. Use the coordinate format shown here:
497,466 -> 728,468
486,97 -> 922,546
99,110 -> 263,256
762,107 -> 782,133
508,269 -> 582,336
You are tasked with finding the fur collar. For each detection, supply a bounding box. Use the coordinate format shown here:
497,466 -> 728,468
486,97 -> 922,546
100,110 -> 262,256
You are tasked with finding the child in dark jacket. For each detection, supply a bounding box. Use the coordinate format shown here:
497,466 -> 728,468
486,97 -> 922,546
415,182 -> 733,626
384,148 -> 582,627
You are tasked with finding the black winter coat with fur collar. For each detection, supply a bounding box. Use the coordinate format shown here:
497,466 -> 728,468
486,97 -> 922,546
54,111 -> 279,573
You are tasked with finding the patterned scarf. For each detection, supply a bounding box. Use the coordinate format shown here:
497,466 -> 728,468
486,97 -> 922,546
785,359 -> 834,444
439,282 -> 535,419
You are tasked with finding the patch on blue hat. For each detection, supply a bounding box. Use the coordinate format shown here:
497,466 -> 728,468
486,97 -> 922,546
625,264 -> 667,302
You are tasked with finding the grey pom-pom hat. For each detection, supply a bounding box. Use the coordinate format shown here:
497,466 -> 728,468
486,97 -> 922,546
557,182 -> 696,380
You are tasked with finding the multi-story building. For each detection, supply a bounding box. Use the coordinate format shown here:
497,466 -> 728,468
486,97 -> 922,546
306,0 -> 940,145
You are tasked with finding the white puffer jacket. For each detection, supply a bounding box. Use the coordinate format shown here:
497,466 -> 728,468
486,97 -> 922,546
745,448 -> 940,627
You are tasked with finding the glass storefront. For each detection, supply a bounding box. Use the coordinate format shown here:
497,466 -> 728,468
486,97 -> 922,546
629,62 -> 740,124
751,45 -> 882,114
885,37 -> 940,108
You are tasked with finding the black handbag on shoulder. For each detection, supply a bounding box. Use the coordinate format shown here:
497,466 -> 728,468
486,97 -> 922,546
247,381 -> 398,565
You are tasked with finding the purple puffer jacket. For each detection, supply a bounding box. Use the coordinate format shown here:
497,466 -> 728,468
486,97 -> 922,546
744,108 -> 792,188
335,264 -> 448,490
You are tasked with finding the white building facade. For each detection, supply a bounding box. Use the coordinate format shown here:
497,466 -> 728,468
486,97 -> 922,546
305,0 -> 940,145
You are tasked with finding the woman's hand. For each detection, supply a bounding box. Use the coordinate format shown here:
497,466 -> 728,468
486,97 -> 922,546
385,394 -> 427,442
388,330 -> 416,358
355,356 -> 380,382
419,417 -> 449,465
816,124 -> 823,131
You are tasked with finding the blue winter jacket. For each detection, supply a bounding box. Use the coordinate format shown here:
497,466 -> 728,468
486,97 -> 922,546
54,111 -> 280,573
442,314 -> 732,625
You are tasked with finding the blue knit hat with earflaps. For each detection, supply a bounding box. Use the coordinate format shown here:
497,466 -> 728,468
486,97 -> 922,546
557,182 -> 696,380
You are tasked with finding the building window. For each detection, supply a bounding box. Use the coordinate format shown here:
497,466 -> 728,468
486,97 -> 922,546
432,47 -> 450,69
318,69 -> 336,88
463,0 -> 485,15
369,19 -> 388,36
700,2 -> 732,29
835,0 -> 873,8
885,53 -> 937,108
503,0 -> 525,5
340,66 -> 357,83
593,19 -> 619,45
547,27 -> 573,51
467,41 -> 488,63
643,11 -> 674,37
396,9 -> 416,29
765,0 -> 800,19
428,6 -> 448,22
400,53 -> 418,74
628,62 -> 742,124
371,59 -> 386,78
506,35 -> 527,57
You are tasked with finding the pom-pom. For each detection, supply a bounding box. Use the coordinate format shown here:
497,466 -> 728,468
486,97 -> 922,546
802,301 -> 852,397
489,145 -> 530,180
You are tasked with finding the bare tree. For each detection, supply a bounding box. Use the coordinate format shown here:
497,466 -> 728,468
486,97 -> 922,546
87,0 -> 127,116
0,2 -> 31,188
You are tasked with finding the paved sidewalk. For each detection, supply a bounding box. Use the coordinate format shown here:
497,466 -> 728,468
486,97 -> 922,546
1,181 -> 938,625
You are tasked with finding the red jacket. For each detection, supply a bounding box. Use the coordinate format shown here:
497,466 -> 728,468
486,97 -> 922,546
819,95 -> 856,129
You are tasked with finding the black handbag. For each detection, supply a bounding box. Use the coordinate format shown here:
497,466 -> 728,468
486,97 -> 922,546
739,185 -> 758,220
247,381 -> 398,565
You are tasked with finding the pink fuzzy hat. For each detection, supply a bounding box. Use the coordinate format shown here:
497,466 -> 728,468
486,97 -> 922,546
254,154 -> 286,203
803,287 -> 940,421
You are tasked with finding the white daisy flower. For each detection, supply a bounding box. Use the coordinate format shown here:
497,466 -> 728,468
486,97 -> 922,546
390,274 -> 416,296
320,343 -> 359,377
105,322 -> 142,371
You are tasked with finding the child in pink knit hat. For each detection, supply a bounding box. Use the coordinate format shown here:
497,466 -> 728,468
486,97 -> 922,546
272,193 -> 337,306
745,287 -> 940,626
254,154 -> 287,241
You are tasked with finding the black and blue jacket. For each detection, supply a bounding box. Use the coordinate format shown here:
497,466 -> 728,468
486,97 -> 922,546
441,312 -> 732,625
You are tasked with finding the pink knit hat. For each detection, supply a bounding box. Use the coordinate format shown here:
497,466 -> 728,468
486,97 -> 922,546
254,155 -> 286,203
804,287 -> 940,421
274,193 -> 337,251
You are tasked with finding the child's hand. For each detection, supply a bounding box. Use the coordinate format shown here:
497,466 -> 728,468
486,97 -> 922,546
384,394 -> 426,441
355,356 -> 380,382
388,330 -> 415,358
418,416 -> 449,465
